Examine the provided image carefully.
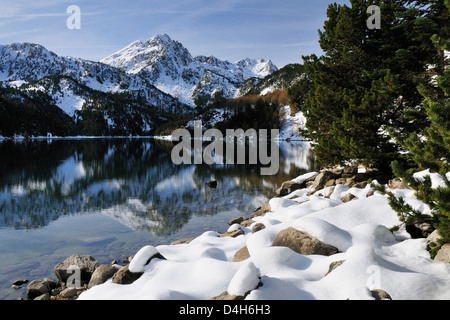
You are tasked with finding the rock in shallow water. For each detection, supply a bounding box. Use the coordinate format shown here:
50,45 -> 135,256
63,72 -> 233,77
88,264 -> 119,289
54,254 -> 99,286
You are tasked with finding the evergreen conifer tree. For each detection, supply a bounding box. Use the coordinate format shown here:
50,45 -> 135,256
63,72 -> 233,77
383,0 -> 450,248
301,0 -> 439,172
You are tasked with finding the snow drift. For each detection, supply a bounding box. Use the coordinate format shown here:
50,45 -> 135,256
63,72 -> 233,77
78,170 -> 450,300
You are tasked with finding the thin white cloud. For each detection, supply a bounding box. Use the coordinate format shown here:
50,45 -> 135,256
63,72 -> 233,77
0,0 -> 346,67
0,11 -> 102,19
0,28 -> 48,39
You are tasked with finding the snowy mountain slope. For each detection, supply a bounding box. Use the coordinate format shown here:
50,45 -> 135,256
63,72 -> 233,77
0,74 -> 194,137
5,76 -> 86,117
180,64 -> 309,140
279,105 -> 307,141
0,42 -> 190,114
236,63 -> 306,97
101,34 -> 278,106
0,36 -> 279,137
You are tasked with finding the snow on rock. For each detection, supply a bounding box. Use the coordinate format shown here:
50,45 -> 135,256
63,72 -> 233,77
292,217 -> 353,252
291,171 -> 319,184
268,197 -> 298,212
78,170 -> 450,300
128,245 -> 160,273
227,261 -> 261,296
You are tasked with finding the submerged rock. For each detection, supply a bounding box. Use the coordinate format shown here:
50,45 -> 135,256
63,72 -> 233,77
205,180 -> 217,188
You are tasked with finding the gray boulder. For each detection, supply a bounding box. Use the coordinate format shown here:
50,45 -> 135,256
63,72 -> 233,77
233,246 -> 250,262
34,293 -> 50,300
220,228 -> 244,238
370,289 -> 392,300
210,291 -> 245,300
341,193 -> 357,203
272,227 -> 338,256
27,280 -> 50,300
88,264 -> 119,289
54,254 -> 99,286
325,260 -> 345,276
27,278 -> 56,300
276,180 -> 304,197
228,216 -> 249,226
250,202 -> 271,219
59,287 -> 79,298
112,265 -> 143,285
427,230 -> 441,245
388,178 -> 409,189
435,244 -> 450,263
311,171 -> 337,191
252,223 -> 266,233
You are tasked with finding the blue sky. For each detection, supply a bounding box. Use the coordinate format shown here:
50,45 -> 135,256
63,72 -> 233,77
0,0 -> 350,67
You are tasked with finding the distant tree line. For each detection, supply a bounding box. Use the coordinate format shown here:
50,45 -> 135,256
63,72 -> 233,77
0,85 -> 193,137
0,86 -> 76,137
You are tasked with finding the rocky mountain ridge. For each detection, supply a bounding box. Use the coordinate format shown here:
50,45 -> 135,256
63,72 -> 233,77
0,42 -> 188,114
100,34 -> 278,106
0,35 -> 282,137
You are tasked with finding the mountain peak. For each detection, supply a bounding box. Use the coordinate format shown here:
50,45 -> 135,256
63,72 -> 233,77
236,58 -> 278,77
146,34 -> 172,46
100,34 -> 278,106
1,42 -> 56,57
153,34 -> 171,42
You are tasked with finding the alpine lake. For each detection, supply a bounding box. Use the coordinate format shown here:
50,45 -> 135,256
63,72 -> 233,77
0,138 -> 316,300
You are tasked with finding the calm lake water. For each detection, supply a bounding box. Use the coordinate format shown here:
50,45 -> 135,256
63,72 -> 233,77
0,138 -> 316,300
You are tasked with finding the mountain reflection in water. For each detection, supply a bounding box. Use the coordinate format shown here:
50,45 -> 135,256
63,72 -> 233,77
0,138 -> 317,234
0,138 -> 316,300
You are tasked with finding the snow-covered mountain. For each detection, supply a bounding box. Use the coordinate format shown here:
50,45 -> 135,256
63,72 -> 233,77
0,35 -> 280,137
0,42 -> 189,114
236,63 -> 306,97
101,34 -> 278,106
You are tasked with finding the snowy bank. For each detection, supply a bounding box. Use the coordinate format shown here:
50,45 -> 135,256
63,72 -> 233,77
78,169 -> 450,300
278,107 -> 307,141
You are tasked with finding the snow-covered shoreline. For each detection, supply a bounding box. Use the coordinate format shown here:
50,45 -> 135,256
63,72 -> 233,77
75,167 -> 450,300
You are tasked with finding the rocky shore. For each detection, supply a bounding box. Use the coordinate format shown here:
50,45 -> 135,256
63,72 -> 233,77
15,166 -> 450,300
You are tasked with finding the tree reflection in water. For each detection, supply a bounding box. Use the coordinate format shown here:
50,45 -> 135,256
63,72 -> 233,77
0,138 -> 316,235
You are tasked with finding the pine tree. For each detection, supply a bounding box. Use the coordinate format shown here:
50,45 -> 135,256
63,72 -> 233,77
384,0 -> 450,247
301,0 -> 439,172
